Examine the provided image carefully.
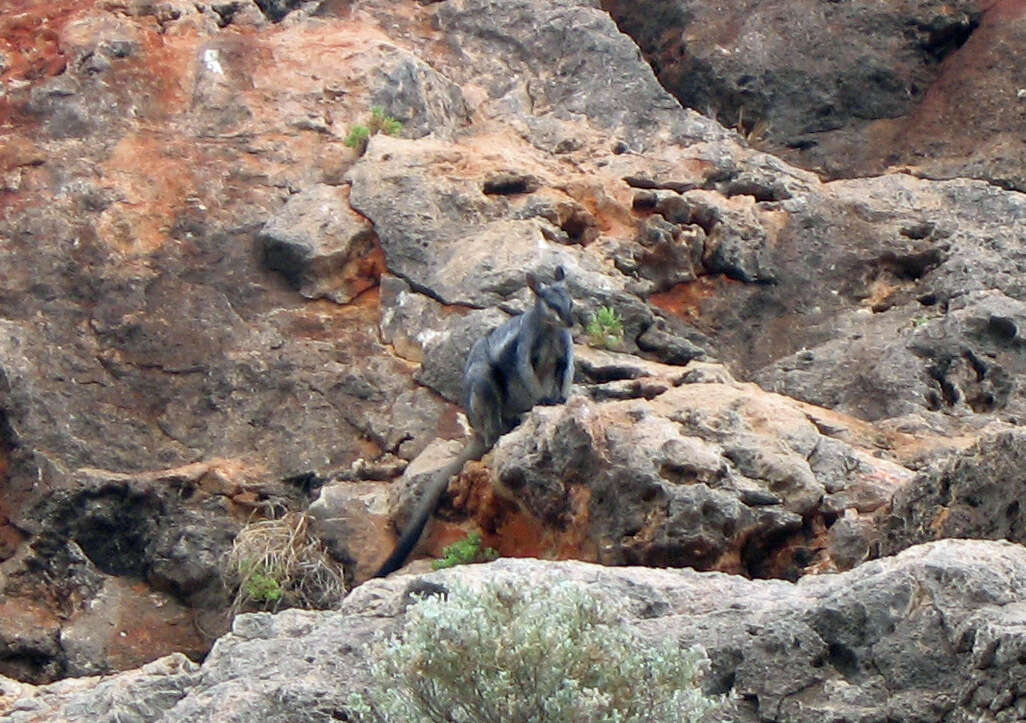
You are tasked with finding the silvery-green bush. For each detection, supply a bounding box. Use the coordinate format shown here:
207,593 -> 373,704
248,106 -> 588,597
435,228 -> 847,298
348,579 -> 727,722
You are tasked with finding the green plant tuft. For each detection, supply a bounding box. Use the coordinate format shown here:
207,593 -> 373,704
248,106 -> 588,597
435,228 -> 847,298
347,580 -> 729,722
432,532 -> 499,570
345,124 -> 371,152
369,106 -> 403,137
346,107 -> 403,156
586,305 -> 625,349
245,569 -> 285,603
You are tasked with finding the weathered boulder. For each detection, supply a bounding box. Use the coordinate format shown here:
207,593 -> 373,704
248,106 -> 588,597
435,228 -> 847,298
434,0 -> 730,149
481,363 -> 915,579
4,540 -> 1026,722
259,183 -> 382,304
0,654 -> 204,723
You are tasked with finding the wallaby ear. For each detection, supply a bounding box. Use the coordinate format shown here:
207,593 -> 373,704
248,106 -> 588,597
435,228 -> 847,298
526,272 -> 540,293
553,265 -> 566,282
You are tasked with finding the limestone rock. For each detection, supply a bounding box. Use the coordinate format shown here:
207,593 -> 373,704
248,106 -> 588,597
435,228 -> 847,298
307,479 -> 396,583
260,184 -> 382,304
474,371 -> 915,579
0,653 -> 202,722
434,0 -> 729,149
882,427 -> 1026,555
5,541 -> 1026,722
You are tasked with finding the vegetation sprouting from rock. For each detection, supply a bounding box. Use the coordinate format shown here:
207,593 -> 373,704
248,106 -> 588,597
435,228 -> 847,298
347,580 -> 727,722
224,512 -> 346,616
346,107 -> 404,156
586,305 -> 625,350
431,532 -> 499,570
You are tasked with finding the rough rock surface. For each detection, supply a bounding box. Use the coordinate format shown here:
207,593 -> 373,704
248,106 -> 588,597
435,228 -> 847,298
4,541 -> 1026,723
332,353 -> 940,584
883,428 -> 1026,555
673,173 -> 1026,429
259,183 -> 383,305
0,460 -> 306,681
454,357 -> 919,580
2,0 -> 1026,683
604,0 -> 1026,190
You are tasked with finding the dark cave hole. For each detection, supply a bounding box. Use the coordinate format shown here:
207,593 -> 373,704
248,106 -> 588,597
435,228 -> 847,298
917,15 -> 980,63
827,642 -> 859,678
75,518 -> 150,578
254,0 -> 304,23
708,669 -> 736,696
987,316 -> 1019,343
899,221 -> 935,240
719,179 -> 792,203
878,247 -> 945,281
560,210 -> 596,244
62,489 -> 162,579
482,174 -> 538,196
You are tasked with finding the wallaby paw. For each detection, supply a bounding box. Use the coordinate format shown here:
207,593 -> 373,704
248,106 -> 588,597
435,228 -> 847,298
538,396 -> 565,406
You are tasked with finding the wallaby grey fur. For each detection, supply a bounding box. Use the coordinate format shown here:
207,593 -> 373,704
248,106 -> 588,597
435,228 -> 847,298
374,266 -> 574,577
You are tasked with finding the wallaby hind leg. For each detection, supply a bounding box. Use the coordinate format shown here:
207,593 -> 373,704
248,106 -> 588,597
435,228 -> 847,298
465,372 -> 504,448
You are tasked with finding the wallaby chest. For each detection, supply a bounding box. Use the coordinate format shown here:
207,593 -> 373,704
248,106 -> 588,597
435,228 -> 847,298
528,328 -> 564,386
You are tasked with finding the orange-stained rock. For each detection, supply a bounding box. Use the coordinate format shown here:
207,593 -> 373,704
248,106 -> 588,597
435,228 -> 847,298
61,578 -> 208,678
3,0 -> 1026,688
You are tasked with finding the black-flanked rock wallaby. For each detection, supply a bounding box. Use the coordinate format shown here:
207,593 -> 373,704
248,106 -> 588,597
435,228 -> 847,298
374,266 -> 574,577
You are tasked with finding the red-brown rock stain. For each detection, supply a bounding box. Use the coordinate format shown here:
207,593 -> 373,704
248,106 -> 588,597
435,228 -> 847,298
96,134 -> 196,253
107,579 -> 209,671
897,0 -> 1026,158
283,292 -> 383,342
560,178 -> 637,242
649,275 -> 737,323
339,186 -> 388,297
0,3 -> 86,130
435,464 -> 599,562
0,2 -> 82,82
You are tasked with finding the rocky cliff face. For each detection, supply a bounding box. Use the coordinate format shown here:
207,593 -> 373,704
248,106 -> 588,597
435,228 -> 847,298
6,542 -> 1026,722
1,0 -> 1025,713
604,0 -> 1026,189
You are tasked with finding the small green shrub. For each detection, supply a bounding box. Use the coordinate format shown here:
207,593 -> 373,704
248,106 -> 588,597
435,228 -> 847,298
586,305 -> 625,349
345,107 -> 402,156
244,568 -> 285,604
347,580 -> 728,722
369,106 -> 403,137
432,532 -> 499,570
345,124 -> 371,152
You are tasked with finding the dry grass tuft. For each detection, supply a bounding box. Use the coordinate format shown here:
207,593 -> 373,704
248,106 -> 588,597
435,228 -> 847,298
225,512 -> 346,617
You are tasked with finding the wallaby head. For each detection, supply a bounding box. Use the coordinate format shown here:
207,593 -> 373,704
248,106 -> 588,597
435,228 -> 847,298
526,265 -> 573,328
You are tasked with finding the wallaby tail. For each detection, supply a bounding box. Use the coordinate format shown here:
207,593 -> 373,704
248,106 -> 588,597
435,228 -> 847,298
373,436 -> 488,578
